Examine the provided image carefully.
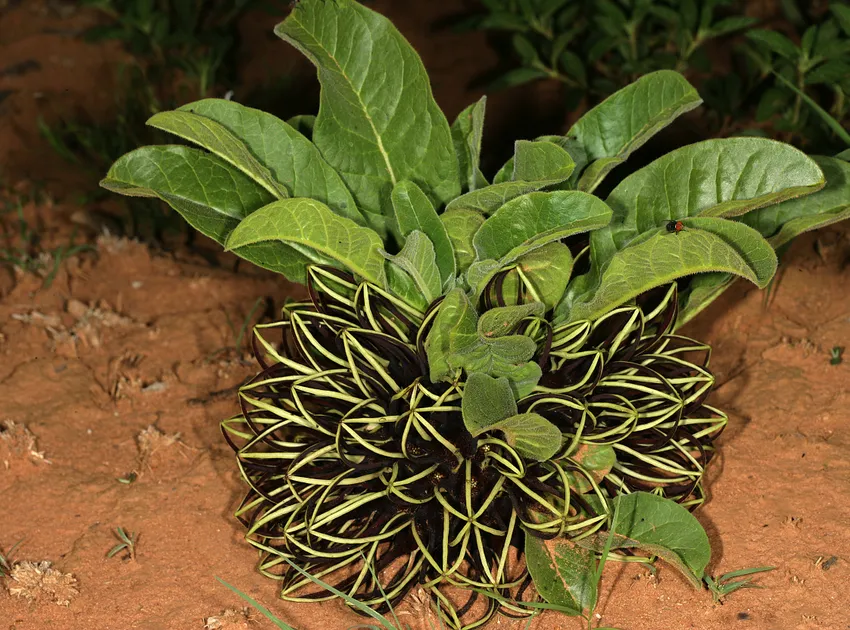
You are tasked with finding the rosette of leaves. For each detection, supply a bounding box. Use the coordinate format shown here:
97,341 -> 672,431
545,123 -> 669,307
99,0 -> 849,627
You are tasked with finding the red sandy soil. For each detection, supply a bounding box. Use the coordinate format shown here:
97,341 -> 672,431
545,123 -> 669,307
1,2 -> 849,630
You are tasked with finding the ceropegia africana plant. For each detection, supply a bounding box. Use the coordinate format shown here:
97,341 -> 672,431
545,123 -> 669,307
100,0 -> 850,627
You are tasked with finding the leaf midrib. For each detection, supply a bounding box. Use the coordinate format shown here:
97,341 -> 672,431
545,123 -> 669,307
289,14 -> 397,186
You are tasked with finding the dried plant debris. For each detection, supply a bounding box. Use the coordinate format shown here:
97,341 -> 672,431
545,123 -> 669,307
6,561 -> 78,606
0,421 -> 49,468
203,608 -> 253,629
136,424 -> 182,471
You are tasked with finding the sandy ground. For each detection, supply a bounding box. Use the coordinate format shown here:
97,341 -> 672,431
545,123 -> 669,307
1,2 -> 849,630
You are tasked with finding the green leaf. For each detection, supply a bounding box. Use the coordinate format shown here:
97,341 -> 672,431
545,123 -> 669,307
708,16 -> 758,38
567,71 -> 703,193
494,135 -> 589,188
561,218 -> 778,323
578,492 -> 711,588
452,96 -> 489,192
740,156 -> 850,249
391,181 -> 456,283
566,443 -> 616,493
679,156 -> 850,325
484,413 -> 562,461
426,288 -> 479,382
525,536 -> 594,615
461,372 -> 517,432
440,209 -> 485,273
501,243 -> 575,311
276,0 -> 460,218
286,114 -> 315,137
604,138 -> 825,230
225,198 -> 387,286
676,272 -> 735,328
512,140 -> 576,183
479,302 -> 545,338
386,262 -> 429,312
173,99 -> 365,227
473,191 -> 613,262
489,67 -> 549,90
226,242 -> 319,286
446,179 -> 569,216
383,230 -> 442,305
146,110 -> 289,199
100,145 -> 274,245
747,29 -> 800,61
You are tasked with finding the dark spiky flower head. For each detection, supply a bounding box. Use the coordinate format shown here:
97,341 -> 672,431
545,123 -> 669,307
100,0 -> 842,627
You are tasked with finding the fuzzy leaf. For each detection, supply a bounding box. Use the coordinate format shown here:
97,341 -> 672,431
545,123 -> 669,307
426,288 -> 478,382
225,198 -> 387,286
147,110 -> 288,199
604,138 -> 825,228
391,181 -> 456,283
228,242 -> 320,285
568,71 -> 703,192
677,156 -> 850,325
525,535 -> 595,615
100,145 -> 274,245
479,302 -> 545,338
560,218 -> 777,323
451,96 -> 489,192
383,231 -> 442,305
494,135 -> 588,188
512,140 -> 576,183
276,0 -> 460,218
173,99 -> 364,227
462,373 -> 517,433
386,262 -> 429,312
578,492 -> 711,588
473,191 -> 613,262
739,155 -> 850,249
446,179 -> 569,215
485,413 -> 562,461
440,209 -> 485,273
453,341 -> 542,398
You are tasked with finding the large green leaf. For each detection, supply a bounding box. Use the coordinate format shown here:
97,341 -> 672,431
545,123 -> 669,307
276,0 -> 460,218
525,536 -> 595,615
498,243 -> 575,311
512,140 -> 576,183
473,191 -> 613,262
604,139 -> 825,234
440,209 -> 485,274
677,156 -> 850,326
383,230 -> 442,305
391,181 -> 456,283
560,218 -> 777,323
386,262 -> 428,312
146,110 -> 289,199
739,155 -> 850,248
171,99 -> 364,227
577,492 -> 711,588
225,198 -> 387,286
100,145 -> 274,245
451,96 -> 488,192
568,71 -> 703,193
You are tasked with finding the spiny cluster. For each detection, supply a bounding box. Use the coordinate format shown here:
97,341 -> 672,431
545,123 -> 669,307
222,267 -> 725,629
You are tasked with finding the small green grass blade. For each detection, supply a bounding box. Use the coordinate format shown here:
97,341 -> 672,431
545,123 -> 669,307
215,577 -> 297,630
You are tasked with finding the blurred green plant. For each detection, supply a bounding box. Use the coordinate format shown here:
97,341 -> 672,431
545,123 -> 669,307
40,0 -> 285,243
461,0 -> 756,108
463,0 -> 850,152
